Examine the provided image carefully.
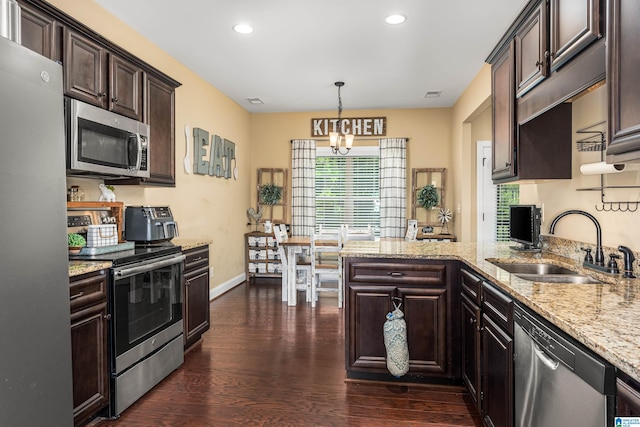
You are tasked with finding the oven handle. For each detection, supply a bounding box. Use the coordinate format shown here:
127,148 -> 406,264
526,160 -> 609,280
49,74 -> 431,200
113,254 -> 186,279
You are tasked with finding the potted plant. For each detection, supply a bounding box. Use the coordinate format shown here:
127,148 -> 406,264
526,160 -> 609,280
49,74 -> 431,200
259,184 -> 283,206
417,184 -> 439,210
68,233 -> 86,254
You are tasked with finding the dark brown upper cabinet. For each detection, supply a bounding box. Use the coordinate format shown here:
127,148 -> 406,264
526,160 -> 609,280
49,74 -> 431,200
549,0 -> 601,71
606,0 -> 640,163
491,41 -> 517,181
19,1 -> 59,61
64,28 -> 143,121
515,1 -> 548,97
64,28 -> 108,108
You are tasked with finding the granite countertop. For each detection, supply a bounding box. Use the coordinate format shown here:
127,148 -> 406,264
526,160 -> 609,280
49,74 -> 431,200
69,260 -> 112,278
341,239 -> 640,383
173,238 -> 212,251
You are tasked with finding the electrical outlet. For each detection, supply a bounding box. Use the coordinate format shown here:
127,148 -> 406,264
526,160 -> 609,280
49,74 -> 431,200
540,204 -> 545,223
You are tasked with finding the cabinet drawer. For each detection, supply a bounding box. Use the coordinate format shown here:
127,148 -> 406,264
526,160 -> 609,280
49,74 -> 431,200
346,259 -> 446,286
461,268 -> 482,304
482,281 -> 514,335
70,270 -> 107,313
184,246 -> 209,271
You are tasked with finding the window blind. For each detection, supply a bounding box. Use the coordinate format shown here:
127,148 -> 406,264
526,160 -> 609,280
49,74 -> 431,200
315,155 -> 380,234
496,184 -> 519,241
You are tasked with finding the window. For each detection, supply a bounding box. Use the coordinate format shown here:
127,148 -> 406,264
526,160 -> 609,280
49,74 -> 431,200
495,184 -> 519,241
315,147 -> 380,234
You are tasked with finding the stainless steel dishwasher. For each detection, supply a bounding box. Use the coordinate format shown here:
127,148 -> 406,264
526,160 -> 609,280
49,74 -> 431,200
514,303 -> 616,427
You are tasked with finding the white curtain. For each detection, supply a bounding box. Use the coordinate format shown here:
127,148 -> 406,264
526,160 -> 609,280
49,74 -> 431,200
379,138 -> 407,238
291,139 -> 316,236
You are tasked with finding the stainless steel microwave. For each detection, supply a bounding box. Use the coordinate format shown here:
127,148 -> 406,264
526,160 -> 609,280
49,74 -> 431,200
65,97 -> 150,178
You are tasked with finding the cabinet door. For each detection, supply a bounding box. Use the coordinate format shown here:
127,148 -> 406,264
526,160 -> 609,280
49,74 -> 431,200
346,285 -> 395,371
515,1 -> 548,97
481,314 -> 514,427
549,0 -> 600,71
184,266 -> 211,348
19,1 -> 55,59
144,74 -> 176,185
397,286 -> 449,376
109,54 -> 143,120
461,294 -> 481,409
64,28 -> 108,108
70,302 -> 109,427
607,0 -> 640,161
491,41 -> 516,181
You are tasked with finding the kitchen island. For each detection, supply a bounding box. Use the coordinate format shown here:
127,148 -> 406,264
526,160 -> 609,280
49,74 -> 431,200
341,240 -> 640,384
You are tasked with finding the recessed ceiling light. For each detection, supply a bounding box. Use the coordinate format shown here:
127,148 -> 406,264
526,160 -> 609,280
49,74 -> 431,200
424,90 -> 442,98
233,24 -> 254,34
385,14 -> 406,25
246,97 -> 264,105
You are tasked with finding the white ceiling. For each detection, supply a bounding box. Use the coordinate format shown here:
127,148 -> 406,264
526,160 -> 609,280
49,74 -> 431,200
93,0 -> 528,113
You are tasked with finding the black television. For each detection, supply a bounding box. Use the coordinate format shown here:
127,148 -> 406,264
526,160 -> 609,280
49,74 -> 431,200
509,205 -> 541,251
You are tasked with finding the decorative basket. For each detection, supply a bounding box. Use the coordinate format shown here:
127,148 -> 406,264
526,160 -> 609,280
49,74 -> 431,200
86,224 -> 118,248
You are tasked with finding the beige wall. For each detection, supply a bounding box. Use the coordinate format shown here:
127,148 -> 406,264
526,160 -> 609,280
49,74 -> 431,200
520,85 -> 640,249
56,0 -> 252,290
249,108 -> 453,221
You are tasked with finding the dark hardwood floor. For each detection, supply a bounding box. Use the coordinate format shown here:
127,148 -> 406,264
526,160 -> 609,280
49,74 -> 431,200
100,280 -> 483,426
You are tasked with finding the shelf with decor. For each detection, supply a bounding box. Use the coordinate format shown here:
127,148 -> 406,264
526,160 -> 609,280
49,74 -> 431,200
257,168 -> 288,224
244,231 -> 283,281
411,168 -> 455,239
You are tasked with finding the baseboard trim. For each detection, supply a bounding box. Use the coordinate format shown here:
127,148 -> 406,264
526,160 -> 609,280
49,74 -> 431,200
209,273 -> 245,300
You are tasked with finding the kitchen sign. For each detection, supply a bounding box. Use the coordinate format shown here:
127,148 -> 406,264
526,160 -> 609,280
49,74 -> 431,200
311,117 -> 386,138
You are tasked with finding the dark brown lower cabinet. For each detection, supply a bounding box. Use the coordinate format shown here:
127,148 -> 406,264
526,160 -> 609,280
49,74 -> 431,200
69,270 -> 109,427
344,258 -> 459,381
481,315 -> 514,427
461,293 -> 481,407
481,281 -> 514,427
183,245 -> 211,349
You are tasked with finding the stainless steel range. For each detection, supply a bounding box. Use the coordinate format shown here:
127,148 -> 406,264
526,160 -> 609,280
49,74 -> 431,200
69,205 -> 185,417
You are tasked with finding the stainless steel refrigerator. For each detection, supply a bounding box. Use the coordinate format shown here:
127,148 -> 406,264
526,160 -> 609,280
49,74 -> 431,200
0,35 -> 74,425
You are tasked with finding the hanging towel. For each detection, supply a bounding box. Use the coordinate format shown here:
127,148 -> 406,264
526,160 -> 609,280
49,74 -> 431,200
383,302 -> 409,377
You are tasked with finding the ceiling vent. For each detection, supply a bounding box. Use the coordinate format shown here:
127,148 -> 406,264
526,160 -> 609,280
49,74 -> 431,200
246,97 -> 264,105
424,90 -> 442,98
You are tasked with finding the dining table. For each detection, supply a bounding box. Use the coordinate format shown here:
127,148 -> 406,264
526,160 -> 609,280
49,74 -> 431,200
278,236 -> 311,306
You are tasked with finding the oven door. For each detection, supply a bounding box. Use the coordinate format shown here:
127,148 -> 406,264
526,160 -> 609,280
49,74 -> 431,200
111,253 -> 185,374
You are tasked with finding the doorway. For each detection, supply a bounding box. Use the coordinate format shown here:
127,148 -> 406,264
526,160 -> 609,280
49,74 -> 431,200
476,141 -> 496,243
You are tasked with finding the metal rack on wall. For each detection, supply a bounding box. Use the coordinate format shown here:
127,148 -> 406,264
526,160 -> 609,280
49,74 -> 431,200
576,122 -> 640,212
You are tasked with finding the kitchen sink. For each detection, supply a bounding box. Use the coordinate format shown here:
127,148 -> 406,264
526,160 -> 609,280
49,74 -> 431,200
488,260 -> 604,284
514,273 -> 604,284
491,262 -> 578,275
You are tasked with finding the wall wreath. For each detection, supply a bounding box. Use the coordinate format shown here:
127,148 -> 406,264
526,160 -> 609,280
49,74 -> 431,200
417,184 -> 439,210
259,184 -> 283,205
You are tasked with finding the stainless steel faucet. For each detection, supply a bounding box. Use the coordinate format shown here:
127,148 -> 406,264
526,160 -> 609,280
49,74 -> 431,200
548,210 -> 604,267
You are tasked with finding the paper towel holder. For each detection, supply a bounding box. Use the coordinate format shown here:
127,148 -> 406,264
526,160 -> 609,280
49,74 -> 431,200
575,122 -> 640,212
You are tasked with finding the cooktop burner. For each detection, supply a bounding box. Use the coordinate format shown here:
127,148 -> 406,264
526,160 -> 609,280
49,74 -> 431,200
70,242 -> 182,267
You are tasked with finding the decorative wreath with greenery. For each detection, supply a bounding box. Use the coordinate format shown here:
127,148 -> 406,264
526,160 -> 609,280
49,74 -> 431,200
259,184 -> 283,205
417,184 -> 439,210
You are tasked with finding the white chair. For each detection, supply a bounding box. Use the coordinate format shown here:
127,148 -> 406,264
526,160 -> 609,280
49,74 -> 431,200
273,224 -> 311,303
310,230 -> 343,308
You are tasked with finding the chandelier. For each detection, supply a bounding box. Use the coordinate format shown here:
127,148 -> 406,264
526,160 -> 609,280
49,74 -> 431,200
329,81 -> 354,155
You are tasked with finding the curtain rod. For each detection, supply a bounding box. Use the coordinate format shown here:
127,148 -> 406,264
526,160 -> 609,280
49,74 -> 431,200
290,138 -> 410,143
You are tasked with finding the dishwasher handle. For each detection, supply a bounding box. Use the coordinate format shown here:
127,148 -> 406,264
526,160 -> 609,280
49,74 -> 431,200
534,344 -> 559,370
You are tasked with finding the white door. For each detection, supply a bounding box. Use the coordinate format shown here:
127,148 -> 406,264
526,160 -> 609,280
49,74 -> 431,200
477,141 -> 497,243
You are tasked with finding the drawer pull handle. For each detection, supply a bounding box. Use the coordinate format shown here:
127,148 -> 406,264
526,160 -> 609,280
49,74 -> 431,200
191,256 -> 203,262
70,292 -> 84,300
387,272 -> 405,277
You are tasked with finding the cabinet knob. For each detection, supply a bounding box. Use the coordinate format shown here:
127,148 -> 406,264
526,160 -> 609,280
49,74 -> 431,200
535,60 -> 542,67
98,92 -> 106,98
104,313 -> 112,320
112,97 -> 118,103
505,162 -> 511,167
469,317 -> 476,324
